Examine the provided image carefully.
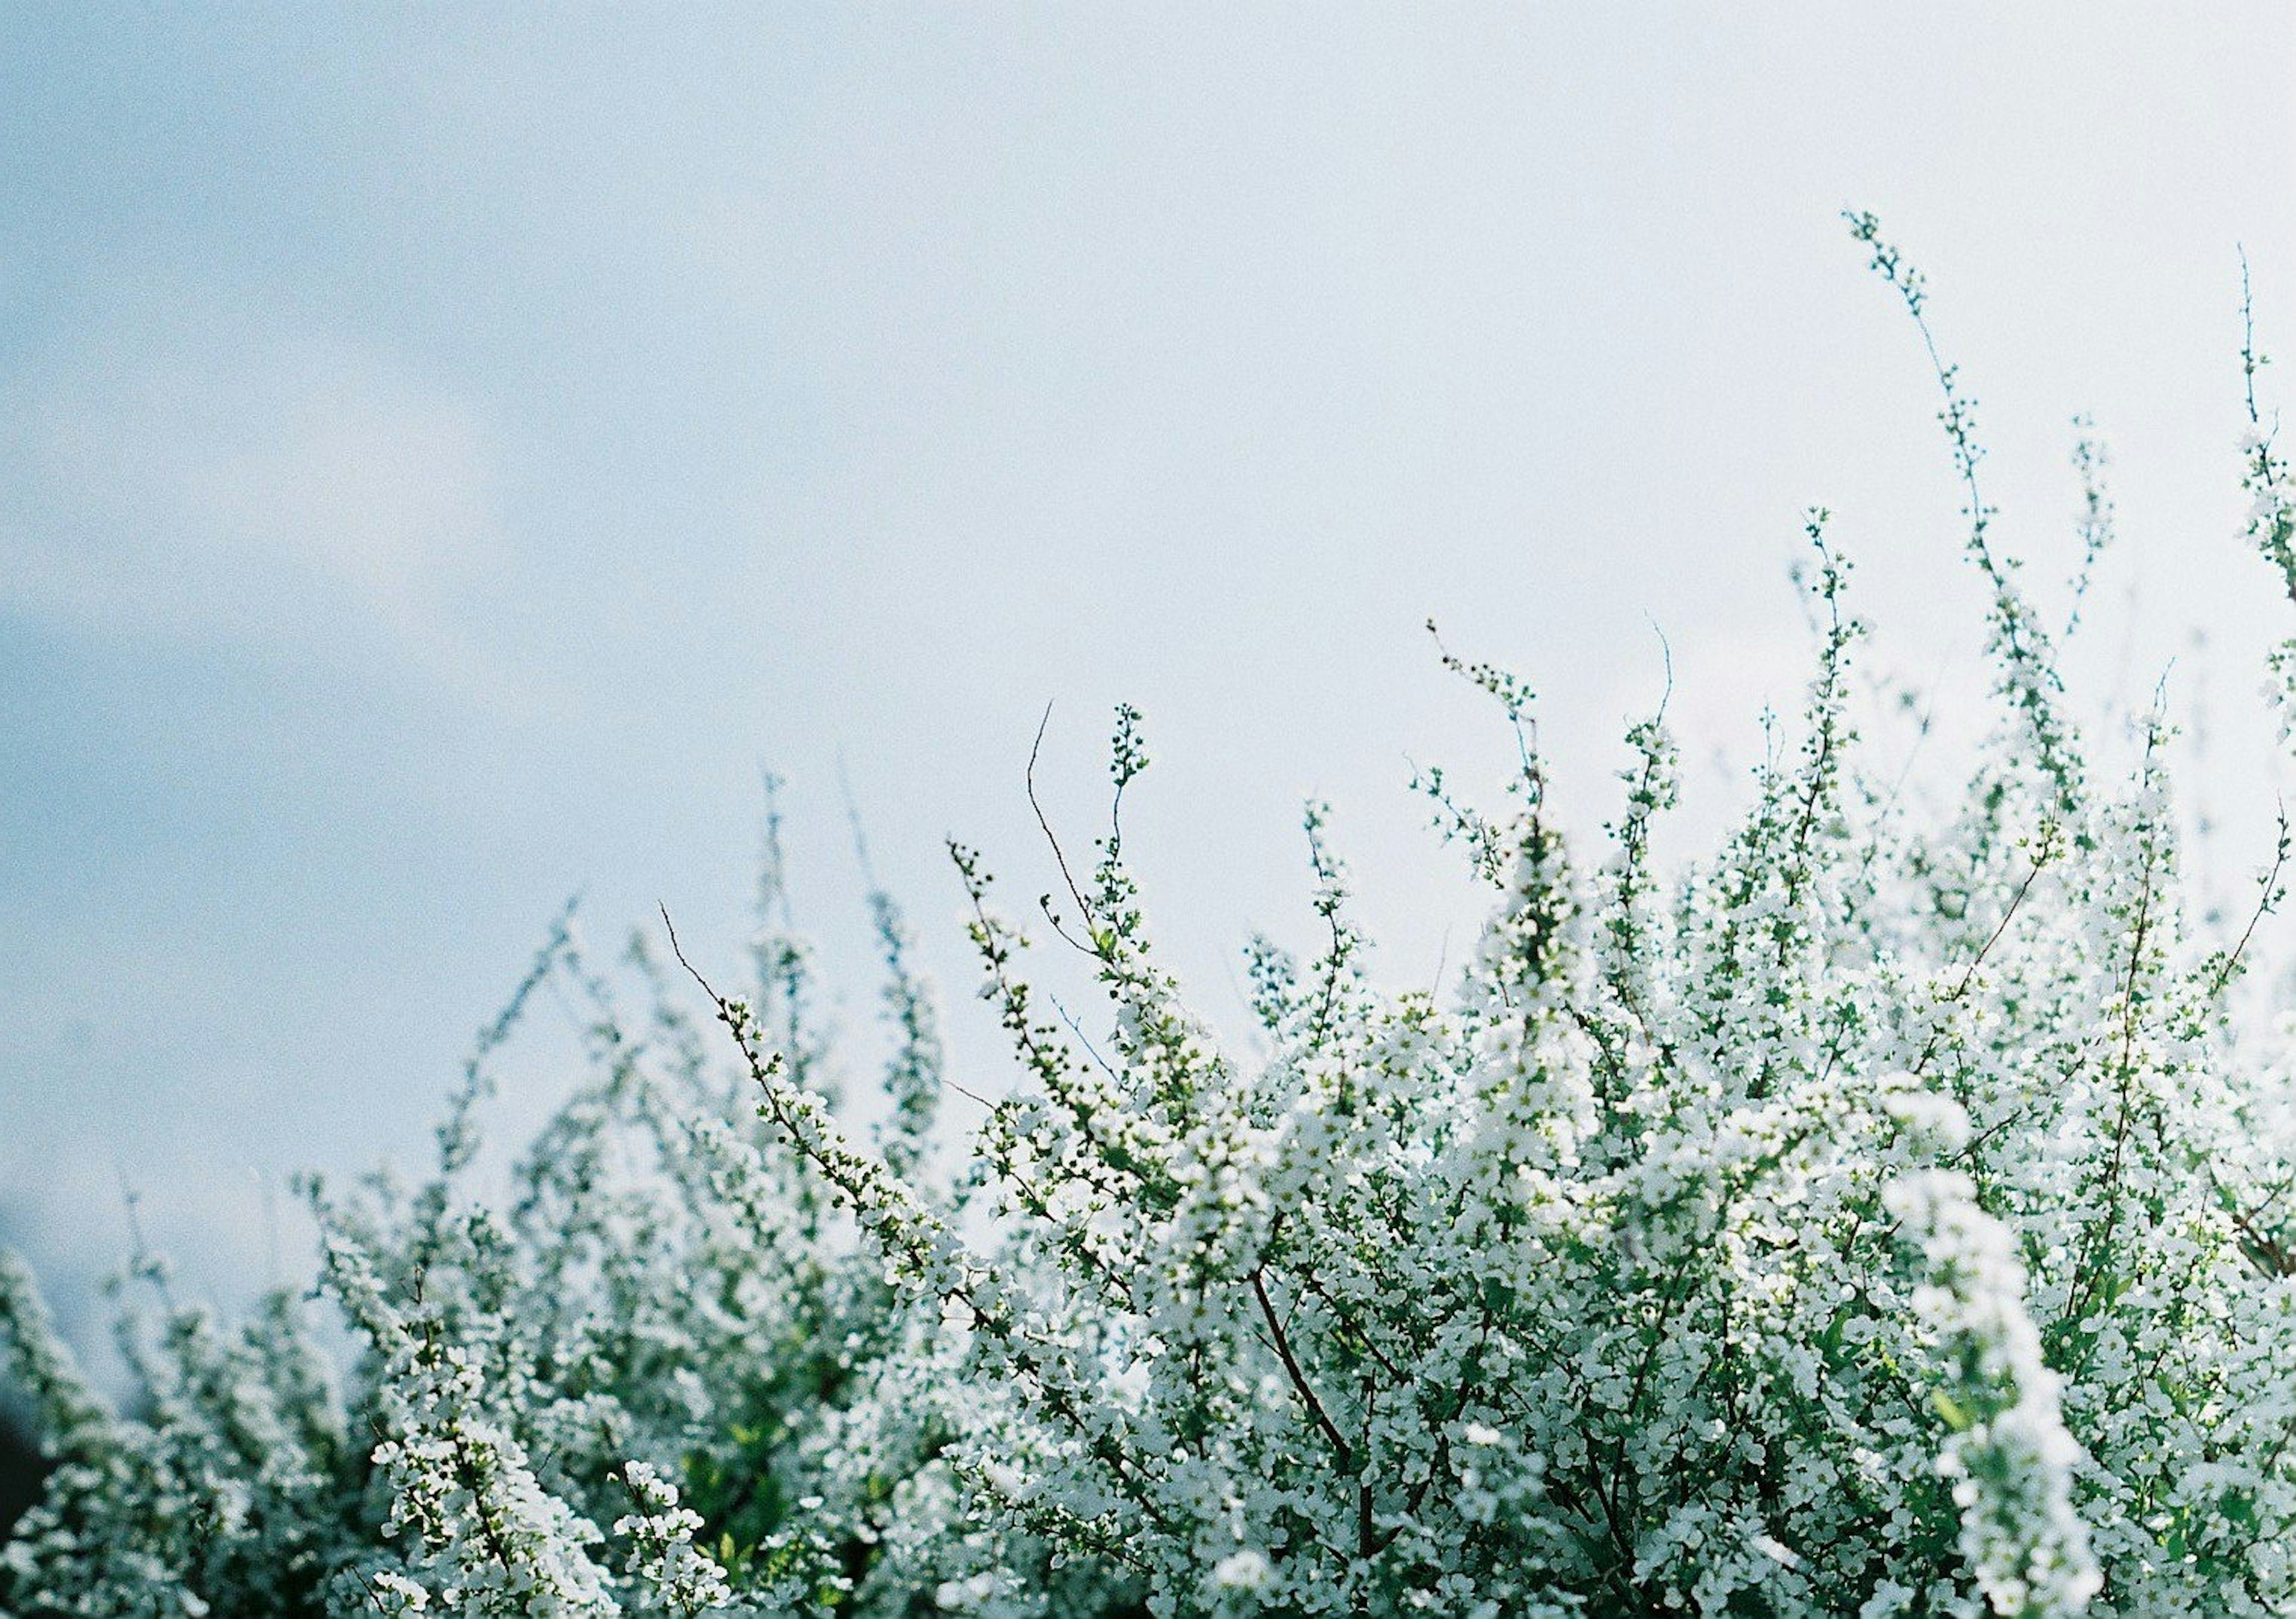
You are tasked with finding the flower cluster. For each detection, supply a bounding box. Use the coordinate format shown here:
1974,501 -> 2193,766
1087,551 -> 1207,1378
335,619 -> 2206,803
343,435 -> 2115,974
6,216 -> 2296,1618
1884,1151 -> 2097,1618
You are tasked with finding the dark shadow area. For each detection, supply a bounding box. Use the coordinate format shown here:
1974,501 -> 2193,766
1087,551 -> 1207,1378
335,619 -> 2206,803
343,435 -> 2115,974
0,1409 -> 45,1538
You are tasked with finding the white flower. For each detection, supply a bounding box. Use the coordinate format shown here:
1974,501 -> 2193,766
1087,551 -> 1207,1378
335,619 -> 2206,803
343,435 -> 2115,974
1883,1083 -> 1971,1152
1213,1549 -> 1272,1590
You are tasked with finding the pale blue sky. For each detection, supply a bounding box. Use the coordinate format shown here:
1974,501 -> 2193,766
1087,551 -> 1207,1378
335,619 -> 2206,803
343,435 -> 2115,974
3,6 -> 2292,1334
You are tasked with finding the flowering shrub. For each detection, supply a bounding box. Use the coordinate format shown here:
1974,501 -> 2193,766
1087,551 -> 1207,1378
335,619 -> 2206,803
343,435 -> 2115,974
7,215 -> 2296,1618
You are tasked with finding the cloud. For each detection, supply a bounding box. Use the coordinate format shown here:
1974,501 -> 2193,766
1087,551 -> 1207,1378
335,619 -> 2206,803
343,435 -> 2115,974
0,309 -> 510,683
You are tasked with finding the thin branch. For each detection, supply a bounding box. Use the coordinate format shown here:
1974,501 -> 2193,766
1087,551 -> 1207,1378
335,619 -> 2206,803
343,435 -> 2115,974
2212,798 -> 2291,997
1250,1266 -> 1353,1471
1026,702 -> 1096,935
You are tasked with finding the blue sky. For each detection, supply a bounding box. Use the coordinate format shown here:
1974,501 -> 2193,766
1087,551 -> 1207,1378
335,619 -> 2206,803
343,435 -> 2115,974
2,6 -> 2291,1338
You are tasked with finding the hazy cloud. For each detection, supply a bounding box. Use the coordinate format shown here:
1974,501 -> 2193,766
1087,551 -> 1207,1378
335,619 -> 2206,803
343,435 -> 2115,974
1,311 -> 508,683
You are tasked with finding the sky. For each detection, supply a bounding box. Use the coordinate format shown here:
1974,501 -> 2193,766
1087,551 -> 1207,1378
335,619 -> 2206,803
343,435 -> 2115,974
2,5 -> 2292,1351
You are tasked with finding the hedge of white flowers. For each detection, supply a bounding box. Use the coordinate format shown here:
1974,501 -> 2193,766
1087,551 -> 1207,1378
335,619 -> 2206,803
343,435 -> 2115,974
7,214 -> 2296,1619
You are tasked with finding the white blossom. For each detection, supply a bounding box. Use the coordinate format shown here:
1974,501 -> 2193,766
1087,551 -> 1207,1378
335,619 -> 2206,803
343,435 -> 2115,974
10,210 -> 2296,1619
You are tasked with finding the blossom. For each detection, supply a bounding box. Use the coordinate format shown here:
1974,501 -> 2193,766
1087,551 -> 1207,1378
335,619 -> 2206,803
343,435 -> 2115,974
8,211 -> 2296,1619
1211,1550 -> 1271,1590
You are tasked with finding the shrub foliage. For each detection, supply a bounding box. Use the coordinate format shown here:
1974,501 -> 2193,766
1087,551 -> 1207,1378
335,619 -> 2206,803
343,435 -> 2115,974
7,217 -> 2296,1619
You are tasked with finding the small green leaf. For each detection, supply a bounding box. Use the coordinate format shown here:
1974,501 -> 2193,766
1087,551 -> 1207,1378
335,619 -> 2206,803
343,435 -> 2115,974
1929,1389 -> 1973,1432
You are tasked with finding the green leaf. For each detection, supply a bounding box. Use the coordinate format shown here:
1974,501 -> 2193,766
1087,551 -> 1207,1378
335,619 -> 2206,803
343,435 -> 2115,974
1929,1389 -> 1973,1432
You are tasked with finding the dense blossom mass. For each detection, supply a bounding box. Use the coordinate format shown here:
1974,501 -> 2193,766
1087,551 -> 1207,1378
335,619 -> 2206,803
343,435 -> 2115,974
7,217 -> 2296,1619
